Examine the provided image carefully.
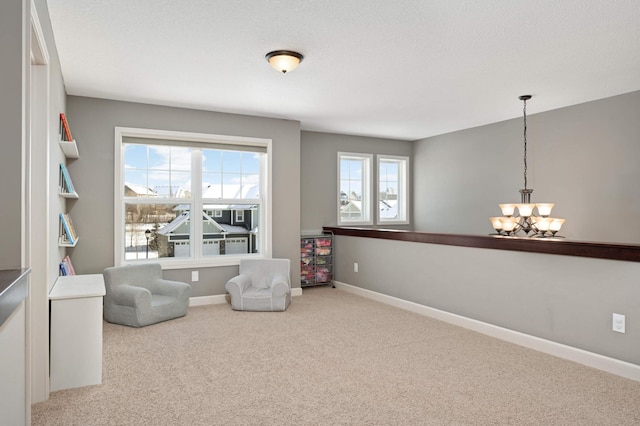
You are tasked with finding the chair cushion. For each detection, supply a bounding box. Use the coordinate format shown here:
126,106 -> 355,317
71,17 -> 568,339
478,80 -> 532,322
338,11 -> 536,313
243,286 -> 273,298
252,277 -> 270,289
151,294 -> 178,307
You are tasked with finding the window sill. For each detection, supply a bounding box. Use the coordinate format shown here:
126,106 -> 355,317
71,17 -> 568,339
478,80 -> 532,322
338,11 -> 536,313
122,254 -> 267,270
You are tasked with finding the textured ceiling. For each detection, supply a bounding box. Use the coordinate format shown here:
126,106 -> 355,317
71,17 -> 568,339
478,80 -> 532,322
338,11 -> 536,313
46,0 -> 640,141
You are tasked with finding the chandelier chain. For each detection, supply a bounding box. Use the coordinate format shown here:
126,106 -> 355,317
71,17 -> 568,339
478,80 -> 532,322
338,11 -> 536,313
522,97 -> 528,190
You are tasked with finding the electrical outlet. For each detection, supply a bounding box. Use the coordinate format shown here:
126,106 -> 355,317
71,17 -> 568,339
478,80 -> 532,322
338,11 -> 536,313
354,262 -> 359,273
192,271 -> 199,282
612,313 -> 625,333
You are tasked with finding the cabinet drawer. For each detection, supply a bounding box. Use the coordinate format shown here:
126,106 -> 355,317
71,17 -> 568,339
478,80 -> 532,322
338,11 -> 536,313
315,237 -> 332,247
316,271 -> 332,283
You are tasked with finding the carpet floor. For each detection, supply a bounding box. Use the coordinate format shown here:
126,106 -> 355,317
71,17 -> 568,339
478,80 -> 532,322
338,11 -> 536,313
32,286 -> 640,425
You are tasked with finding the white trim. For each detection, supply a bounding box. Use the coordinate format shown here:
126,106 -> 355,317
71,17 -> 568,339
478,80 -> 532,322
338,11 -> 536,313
30,1 -> 49,65
188,287 -> 302,307
189,294 -> 229,306
333,281 -> 640,383
29,0 -> 51,406
337,152 -> 373,226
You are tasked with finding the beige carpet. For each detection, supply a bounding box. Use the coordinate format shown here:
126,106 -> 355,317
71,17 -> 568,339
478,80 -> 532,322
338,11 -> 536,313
33,286 -> 640,425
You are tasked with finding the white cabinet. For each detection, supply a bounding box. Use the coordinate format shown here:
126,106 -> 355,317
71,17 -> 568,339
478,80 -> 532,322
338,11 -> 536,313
49,274 -> 105,391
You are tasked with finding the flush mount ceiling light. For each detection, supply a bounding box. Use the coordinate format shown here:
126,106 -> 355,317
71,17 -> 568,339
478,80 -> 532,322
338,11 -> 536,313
265,50 -> 303,74
489,95 -> 566,238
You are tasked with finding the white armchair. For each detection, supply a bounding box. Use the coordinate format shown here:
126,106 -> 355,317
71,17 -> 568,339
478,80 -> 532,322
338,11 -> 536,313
225,259 -> 291,311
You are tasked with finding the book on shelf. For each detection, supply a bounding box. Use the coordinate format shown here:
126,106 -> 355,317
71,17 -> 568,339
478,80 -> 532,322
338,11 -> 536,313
59,213 -> 75,245
65,213 -> 78,241
59,163 -> 75,193
59,113 -> 73,142
59,255 -> 76,276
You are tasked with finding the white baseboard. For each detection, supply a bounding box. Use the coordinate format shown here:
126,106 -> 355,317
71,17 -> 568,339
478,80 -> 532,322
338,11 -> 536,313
333,281 -> 640,383
189,294 -> 228,306
189,287 -> 303,307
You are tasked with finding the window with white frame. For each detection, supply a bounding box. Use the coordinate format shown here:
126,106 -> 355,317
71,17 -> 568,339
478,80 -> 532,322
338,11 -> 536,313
115,127 -> 271,267
377,155 -> 409,224
338,152 -> 373,225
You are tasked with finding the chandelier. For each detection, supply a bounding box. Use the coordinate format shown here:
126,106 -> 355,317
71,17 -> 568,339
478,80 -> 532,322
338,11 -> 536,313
489,95 -> 565,238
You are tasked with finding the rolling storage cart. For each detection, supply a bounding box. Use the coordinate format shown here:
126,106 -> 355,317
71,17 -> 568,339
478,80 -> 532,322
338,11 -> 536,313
300,234 -> 333,287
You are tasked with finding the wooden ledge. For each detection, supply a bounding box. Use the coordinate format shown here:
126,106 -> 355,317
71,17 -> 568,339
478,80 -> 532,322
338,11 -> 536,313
323,227 -> 640,263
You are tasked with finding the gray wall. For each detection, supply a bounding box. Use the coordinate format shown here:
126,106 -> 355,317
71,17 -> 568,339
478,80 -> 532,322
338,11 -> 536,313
334,235 -> 640,365
66,96 -> 301,295
300,131 -> 413,234
334,90 -> 640,367
414,91 -> 640,244
0,0 -> 27,269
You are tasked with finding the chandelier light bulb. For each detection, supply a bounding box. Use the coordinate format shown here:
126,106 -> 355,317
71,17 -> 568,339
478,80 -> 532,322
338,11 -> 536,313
489,217 -> 504,232
536,203 -> 554,217
499,204 -> 516,217
516,203 -> 535,217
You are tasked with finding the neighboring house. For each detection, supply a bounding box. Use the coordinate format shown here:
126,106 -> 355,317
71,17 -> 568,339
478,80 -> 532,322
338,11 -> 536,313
155,184 -> 259,256
125,183 -> 156,197
379,200 -> 398,220
340,200 -> 362,219
341,200 -> 398,220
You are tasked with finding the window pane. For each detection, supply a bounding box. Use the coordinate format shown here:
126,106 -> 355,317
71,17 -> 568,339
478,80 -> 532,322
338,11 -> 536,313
124,144 -> 147,169
124,203 -> 188,259
202,204 -> 260,256
349,159 -> 363,179
124,144 -> 192,199
202,172 -> 222,197
148,171 -> 171,195
202,149 -> 263,198
203,150 -> 222,172
124,170 -> 152,196
241,152 -> 260,174
339,154 -> 370,223
148,146 -> 170,170
222,151 -> 242,173
170,147 -> 191,171
378,157 -> 408,223
222,174 -> 242,198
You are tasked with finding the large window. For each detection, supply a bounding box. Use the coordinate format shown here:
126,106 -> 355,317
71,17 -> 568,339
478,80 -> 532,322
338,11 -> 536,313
115,128 -> 271,267
378,155 -> 409,224
338,152 -> 372,225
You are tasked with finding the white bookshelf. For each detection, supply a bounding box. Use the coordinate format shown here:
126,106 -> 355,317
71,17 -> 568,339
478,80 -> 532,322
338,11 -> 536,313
59,139 -> 79,158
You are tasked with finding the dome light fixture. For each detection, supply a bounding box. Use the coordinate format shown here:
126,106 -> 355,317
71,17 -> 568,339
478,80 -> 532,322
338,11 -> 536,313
265,50 -> 304,74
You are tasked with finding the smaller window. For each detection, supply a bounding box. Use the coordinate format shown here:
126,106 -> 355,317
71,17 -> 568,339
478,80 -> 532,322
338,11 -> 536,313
235,210 -> 244,222
377,155 -> 409,224
338,152 -> 373,225
213,209 -> 222,218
